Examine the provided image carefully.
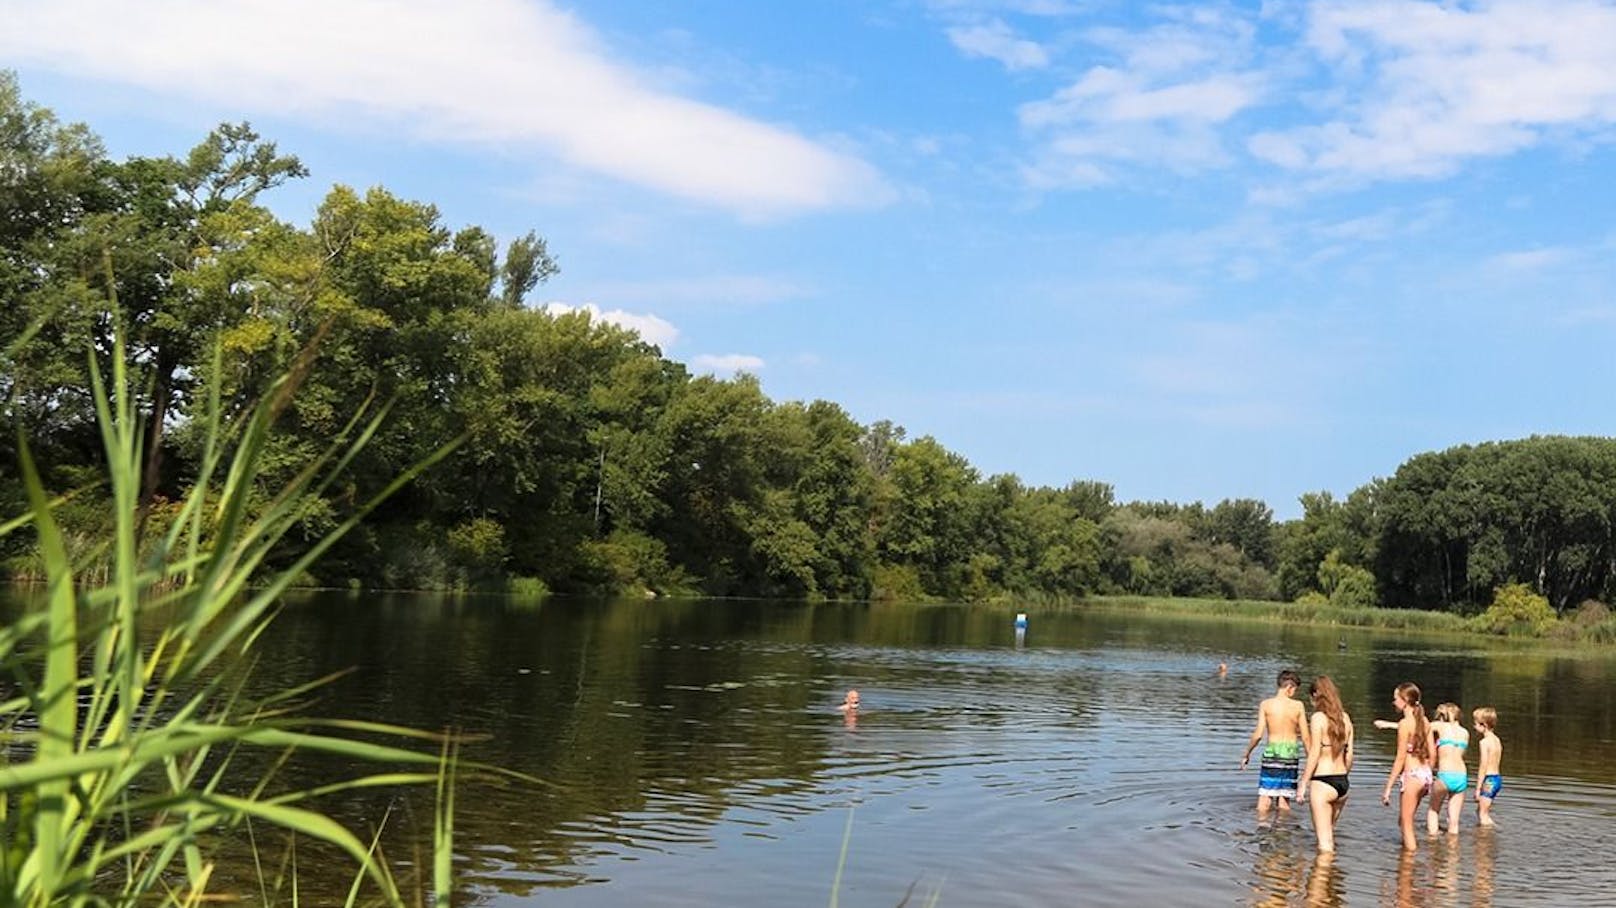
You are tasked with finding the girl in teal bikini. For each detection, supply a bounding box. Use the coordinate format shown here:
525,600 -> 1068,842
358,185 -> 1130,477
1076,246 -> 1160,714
1427,702 -> 1470,834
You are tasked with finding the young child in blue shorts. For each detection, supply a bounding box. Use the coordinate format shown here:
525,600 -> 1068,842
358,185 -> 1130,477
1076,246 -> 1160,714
1473,706 -> 1503,827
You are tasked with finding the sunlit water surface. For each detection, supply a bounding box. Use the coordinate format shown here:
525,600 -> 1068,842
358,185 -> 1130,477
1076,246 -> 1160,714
20,593 -> 1616,906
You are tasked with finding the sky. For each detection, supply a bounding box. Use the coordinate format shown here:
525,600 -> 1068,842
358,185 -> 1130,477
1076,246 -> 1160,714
5,0 -> 1616,518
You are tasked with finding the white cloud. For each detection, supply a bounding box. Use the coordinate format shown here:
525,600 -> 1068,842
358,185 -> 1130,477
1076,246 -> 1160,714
691,353 -> 765,374
574,275 -> 808,309
947,20 -> 1051,70
1017,8 -> 1266,186
1250,0 -> 1616,180
925,0 -> 1086,15
1022,69 -> 1261,126
1488,248 -> 1576,271
541,302 -> 680,348
0,0 -> 891,218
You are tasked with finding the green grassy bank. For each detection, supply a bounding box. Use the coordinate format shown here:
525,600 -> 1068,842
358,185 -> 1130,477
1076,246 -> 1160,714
1073,594 -> 1616,646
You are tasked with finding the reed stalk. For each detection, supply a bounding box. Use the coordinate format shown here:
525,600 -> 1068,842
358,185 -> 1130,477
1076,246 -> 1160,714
0,317 -> 465,905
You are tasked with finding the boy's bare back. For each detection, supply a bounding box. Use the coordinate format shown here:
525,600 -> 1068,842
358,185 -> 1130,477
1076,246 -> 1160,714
1261,694 -> 1307,744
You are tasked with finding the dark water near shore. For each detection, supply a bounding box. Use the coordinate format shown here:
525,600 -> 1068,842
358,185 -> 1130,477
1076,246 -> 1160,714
17,592 -> 1616,905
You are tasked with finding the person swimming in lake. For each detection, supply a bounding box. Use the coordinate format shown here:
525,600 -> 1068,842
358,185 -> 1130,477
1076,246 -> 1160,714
837,689 -> 860,728
1298,675 -> 1354,852
1240,669 -> 1311,816
1427,702 -> 1469,835
1381,682 -> 1433,851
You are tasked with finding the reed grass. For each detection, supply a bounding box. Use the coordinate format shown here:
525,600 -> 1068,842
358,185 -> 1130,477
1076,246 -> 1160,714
1084,595 -> 1476,635
0,317 -> 467,905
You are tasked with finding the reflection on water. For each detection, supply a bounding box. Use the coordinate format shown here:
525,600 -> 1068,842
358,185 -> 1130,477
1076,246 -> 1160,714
1306,852 -> 1345,908
7,592 -> 1616,906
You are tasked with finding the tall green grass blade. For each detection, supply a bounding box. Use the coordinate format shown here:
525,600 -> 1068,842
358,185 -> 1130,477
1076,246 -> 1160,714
828,807 -> 855,908
201,792 -> 403,904
13,431 -> 78,899
434,737 -> 458,908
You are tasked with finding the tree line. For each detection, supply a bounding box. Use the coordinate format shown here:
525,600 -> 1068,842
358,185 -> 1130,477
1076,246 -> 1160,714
5,74 -> 1616,615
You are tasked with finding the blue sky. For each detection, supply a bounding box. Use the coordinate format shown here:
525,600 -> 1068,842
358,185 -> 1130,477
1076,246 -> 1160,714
6,0 -> 1616,517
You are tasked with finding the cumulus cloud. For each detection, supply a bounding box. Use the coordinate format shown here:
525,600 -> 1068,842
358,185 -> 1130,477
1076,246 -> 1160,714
0,0 -> 891,218
541,302 -> 680,348
691,353 -> 765,375
1249,0 -> 1616,180
947,20 -> 1051,70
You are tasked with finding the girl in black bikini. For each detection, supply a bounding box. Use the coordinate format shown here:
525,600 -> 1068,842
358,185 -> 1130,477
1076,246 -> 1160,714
1298,675 -> 1354,853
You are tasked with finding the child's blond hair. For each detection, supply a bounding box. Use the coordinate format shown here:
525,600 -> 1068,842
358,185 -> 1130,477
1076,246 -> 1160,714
1435,702 -> 1461,723
1473,706 -> 1498,730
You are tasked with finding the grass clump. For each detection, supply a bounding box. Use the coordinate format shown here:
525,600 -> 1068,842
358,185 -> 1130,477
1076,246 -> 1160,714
1089,594 -> 1474,635
0,323 -> 465,905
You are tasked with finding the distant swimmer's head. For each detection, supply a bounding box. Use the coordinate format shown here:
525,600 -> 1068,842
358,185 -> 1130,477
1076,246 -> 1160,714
840,689 -> 861,710
1277,669 -> 1300,692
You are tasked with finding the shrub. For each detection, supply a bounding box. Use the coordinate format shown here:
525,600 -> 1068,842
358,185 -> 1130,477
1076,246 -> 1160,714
1475,582 -> 1558,636
1572,599 -> 1610,627
1294,590 -> 1329,607
447,517 -> 508,571
508,575 -> 551,600
871,562 -> 926,602
1328,567 -> 1378,610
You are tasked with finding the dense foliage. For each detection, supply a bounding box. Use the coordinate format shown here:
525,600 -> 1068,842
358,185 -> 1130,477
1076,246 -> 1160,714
6,75 -> 1616,622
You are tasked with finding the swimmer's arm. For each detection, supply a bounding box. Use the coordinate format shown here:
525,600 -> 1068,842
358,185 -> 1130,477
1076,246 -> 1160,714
1383,721 -> 1410,805
1241,708 -> 1268,768
1298,715 -> 1325,800
1297,703 -> 1313,752
1372,719 -> 1398,730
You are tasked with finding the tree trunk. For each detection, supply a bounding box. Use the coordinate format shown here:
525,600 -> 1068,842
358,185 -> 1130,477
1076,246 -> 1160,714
138,360 -> 173,534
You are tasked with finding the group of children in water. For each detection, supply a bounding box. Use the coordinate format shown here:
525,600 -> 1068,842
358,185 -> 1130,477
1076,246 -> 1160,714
1241,670 -> 1504,853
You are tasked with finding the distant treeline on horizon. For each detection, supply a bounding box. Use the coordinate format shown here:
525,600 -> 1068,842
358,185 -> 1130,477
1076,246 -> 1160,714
6,74 -> 1616,618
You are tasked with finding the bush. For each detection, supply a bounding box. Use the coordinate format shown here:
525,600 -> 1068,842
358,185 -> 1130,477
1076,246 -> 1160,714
871,562 -> 926,602
1294,590 -> 1329,607
447,517 -> 508,570
1572,599 -> 1610,627
1329,566 -> 1378,610
1475,582 -> 1558,636
576,529 -> 693,597
508,575 -> 551,600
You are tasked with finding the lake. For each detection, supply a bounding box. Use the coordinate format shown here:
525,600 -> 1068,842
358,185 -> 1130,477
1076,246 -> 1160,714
20,592 -> 1616,905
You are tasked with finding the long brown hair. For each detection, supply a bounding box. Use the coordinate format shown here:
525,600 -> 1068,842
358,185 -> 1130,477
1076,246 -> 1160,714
1310,675 -> 1348,750
1397,682 -> 1430,760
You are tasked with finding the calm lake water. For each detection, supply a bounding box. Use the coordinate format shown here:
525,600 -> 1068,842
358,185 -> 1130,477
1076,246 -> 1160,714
17,592 -> 1616,905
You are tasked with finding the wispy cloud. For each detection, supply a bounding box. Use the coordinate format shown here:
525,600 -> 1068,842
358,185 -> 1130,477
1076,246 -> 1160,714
0,0 -> 892,218
572,274 -> 809,309
1486,247 -> 1576,272
1250,0 -> 1616,181
691,353 -> 765,374
1017,7 -> 1266,186
947,20 -> 1051,70
541,302 -> 680,348
925,0 -> 1087,16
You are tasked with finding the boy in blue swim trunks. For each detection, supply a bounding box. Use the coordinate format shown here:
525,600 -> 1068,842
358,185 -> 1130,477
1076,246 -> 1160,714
1241,670 -> 1311,816
1473,706 -> 1503,827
